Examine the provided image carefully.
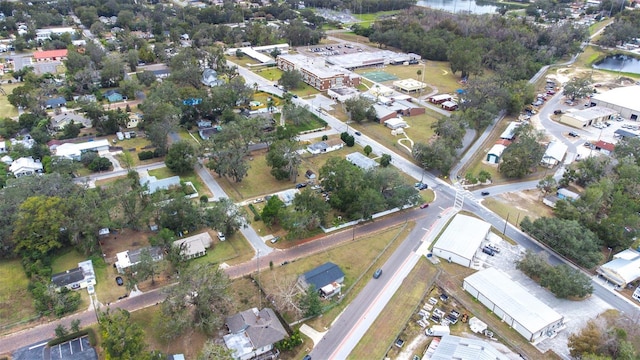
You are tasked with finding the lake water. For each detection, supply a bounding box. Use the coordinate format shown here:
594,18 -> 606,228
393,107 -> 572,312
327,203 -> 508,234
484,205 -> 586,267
593,55 -> 640,75
416,0 -> 499,14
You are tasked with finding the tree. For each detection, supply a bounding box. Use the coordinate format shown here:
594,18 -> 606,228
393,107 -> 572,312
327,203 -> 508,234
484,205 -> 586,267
99,309 -> 150,360
278,69 -> 303,90
160,263 -> 231,338
70,319 -> 81,333
380,154 -> 392,167
564,76 -> 593,101
261,196 -> 286,226
198,340 -> 234,360
516,250 -> 551,281
13,196 -> 69,261
568,320 -> 603,358
300,285 -> 323,317
55,324 -> 69,338
100,54 -> 124,87
166,141 -> 197,175
293,190 -> 331,227
537,175 -> 558,197
88,157 -> 112,172
541,264 -> 593,299
344,96 -> 375,124
202,198 -> 246,236
447,37 -> 483,79
137,70 -> 157,87
363,145 -> 372,156
130,248 -> 160,286
340,132 -> 355,147
158,196 -> 202,234
499,126 -> 545,178
412,138 -> 457,174
266,139 -> 301,182
60,121 -> 81,140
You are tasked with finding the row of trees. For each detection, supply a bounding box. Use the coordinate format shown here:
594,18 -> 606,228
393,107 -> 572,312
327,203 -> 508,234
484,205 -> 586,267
516,251 -> 593,298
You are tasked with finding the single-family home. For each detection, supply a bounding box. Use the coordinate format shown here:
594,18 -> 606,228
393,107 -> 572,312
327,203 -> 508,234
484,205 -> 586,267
307,138 -> 345,155
594,140 -> 615,155
202,69 -> 224,87
115,247 -> 164,273
9,157 -> 44,177
297,262 -> 345,298
199,125 -> 222,140
54,139 -> 110,161
44,96 -> 67,109
224,307 -> 288,360
10,135 -> 36,149
1,155 -> 12,165
346,152 -> 378,171
140,175 -> 182,194
597,249 -> 640,288
557,188 -> 580,200
50,113 -> 92,130
104,90 -> 123,103
51,260 -> 96,292
541,141 -> 568,167
500,122 -> 520,141
172,232 -> 213,260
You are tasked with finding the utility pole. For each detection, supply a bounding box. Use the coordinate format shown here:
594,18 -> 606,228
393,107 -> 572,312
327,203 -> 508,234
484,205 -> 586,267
257,250 -> 261,309
503,213 -> 510,235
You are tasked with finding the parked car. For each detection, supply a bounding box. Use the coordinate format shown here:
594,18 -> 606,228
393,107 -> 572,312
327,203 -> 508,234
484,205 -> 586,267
482,246 -> 496,256
295,183 -> 307,189
270,236 -> 280,244
481,191 -> 490,196
568,131 -> 579,137
354,131 -> 362,136
217,232 -> 226,241
553,109 -> 563,115
373,268 -> 383,279
116,276 -> 124,286
420,203 -> 430,209
418,183 -> 428,190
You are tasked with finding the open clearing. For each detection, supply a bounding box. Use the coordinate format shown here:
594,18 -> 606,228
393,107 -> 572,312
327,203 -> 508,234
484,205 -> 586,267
0,259 -> 36,332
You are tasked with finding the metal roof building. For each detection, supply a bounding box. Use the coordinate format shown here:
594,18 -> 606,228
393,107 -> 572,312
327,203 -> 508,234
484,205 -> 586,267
432,214 -> 491,268
591,85 -> 640,120
541,141 -> 568,167
597,249 -> 640,287
346,152 -> 378,171
429,335 -> 509,360
463,267 -> 564,342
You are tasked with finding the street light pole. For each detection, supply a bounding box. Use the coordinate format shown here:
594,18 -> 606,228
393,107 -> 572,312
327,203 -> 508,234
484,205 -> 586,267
607,247 -> 612,261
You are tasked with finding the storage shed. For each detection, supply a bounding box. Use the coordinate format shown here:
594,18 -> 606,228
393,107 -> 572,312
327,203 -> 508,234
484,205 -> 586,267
463,267 -> 564,342
486,144 -> 506,164
432,214 -> 491,268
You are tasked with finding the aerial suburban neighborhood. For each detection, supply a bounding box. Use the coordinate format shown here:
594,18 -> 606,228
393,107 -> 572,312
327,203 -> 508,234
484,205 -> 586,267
0,0 -> 640,359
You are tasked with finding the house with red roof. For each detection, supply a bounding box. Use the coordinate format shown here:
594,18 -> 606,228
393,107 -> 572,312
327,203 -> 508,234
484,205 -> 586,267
594,140 -> 615,155
33,49 -> 68,62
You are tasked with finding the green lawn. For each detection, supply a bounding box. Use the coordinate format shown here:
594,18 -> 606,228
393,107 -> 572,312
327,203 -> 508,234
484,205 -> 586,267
349,258 -> 436,360
350,10 -> 402,28
0,83 -> 20,118
190,230 -> 255,266
255,67 -> 283,82
359,61 -> 462,95
228,55 -> 259,67
589,18 -> 613,36
0,259 -> 37,330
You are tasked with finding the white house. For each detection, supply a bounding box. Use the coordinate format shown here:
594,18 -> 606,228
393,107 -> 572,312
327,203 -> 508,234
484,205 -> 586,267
54,139 -> 110,160
432,214 -> 491,267
9,157 -> 44,177
307,138 -> 345,155
115,247 -> 164,273
346,152 -> 378,171
51,260 -> 96,292
463,267 -> 564,342
224,308 -> 288,360
597,249 -> 640,287
172,232 -> 213,260
541,141 -> 568,167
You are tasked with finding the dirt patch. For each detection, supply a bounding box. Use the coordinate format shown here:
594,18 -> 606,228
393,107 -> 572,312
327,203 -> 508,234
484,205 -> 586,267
100,229 -> 153,263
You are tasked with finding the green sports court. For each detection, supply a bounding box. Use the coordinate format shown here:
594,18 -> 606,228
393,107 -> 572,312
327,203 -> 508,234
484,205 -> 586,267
361,71 -> 399,82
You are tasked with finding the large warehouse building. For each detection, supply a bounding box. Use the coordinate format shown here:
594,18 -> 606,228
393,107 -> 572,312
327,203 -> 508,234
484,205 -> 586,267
463,267 -> 564,342
432,214 -> 491,268
559,106 -> 617,128
590,85 -> 640,121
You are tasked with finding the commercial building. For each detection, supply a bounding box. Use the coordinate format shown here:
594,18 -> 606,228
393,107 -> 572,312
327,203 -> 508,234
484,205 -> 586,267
432,214 -> 491,267
426,335 -> 509,360
325,50 -> 420,70
559,106 -> 617,128
463,267 -> 564,342
327,87 -> 360,102
590,85 -> 640,120
384,118 -> 408,129
276,54 -> 360,91
32,49 -> 68,62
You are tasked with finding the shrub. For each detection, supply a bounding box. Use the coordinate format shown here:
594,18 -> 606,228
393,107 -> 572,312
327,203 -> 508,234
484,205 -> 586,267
248,204 -> 261,220
138,150 -> 155,160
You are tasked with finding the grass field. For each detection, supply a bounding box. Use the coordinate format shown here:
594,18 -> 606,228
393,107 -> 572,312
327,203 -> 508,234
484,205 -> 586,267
482,189 -> 554,227
0,83 -> 20,118
350,10 -> 401,28
255,67 -> 283,82
588,18 -> 613,36
190,230 -> 255,266
349,258 -> 436,359
228,55 -> 258,67
0,259 -> 36,331
356,61 -> 462,95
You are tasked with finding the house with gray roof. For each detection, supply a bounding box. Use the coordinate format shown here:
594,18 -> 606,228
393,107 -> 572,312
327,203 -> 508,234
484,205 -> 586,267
115,247 -> 164,273
224,307 -> 288,360
202,69 -> 224,87
140,175 -> 182,194
44,96 -> 67,109
307,138 -> 345,155
51,260 -> 96,291
346,152 -> 378,171
297,262 -> 345,296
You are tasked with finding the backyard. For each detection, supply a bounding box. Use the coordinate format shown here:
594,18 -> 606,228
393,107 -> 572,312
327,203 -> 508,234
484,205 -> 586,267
147,166 -> 213,198
0,259 -> 37,333
0,82 -> 20,118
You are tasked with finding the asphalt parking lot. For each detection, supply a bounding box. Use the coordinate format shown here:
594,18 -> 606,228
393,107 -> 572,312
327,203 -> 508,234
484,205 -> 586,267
13,337 -> 97,360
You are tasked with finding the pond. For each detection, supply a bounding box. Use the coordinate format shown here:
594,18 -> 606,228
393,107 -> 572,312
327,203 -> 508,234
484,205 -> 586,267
416,0 -> 499,14
592,54 -> 640,75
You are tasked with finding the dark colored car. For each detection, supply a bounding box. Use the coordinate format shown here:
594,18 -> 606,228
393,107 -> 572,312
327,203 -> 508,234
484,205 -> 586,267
481,191 -> 490,196
482,246 -> 496,256
553,109 -> 563,115
373,268 -> 383,279
295,183 -> 307,189
116,276 -> 124,286
568,131 -> 579,137
354,131 -> 362,136
420,203 -> 430,209
303,355 -> 312,360
418,183 -> 428,190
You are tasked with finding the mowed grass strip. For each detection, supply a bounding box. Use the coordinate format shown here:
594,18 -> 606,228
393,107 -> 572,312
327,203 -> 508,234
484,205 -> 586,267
348,258 -> 436,360
0,259 -> 37,329
0,83 -> 20,118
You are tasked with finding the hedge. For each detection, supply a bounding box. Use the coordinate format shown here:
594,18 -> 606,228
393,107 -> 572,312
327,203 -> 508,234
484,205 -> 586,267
248,204 -> 261,220
47,327 -> 97,347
